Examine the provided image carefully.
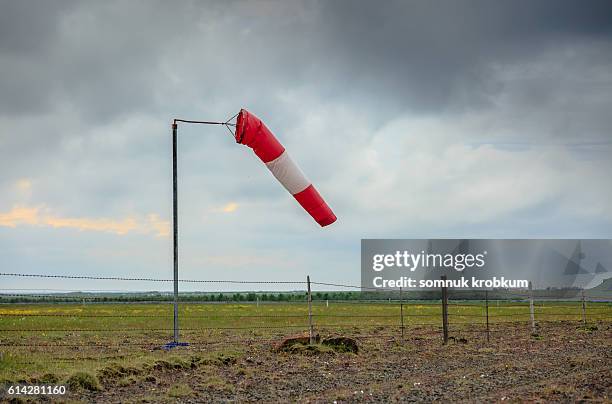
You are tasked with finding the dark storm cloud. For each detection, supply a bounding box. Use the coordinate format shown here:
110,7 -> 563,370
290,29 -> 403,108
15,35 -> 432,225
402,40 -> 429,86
0,1 -> 193,119
1,0 -> 611,289
312,0 -> 612,113
2,0 -> 611,122
1,0 -> 611,196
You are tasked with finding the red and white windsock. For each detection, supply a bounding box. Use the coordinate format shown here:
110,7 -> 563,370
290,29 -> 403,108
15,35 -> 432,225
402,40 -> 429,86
235,109 -> 337,227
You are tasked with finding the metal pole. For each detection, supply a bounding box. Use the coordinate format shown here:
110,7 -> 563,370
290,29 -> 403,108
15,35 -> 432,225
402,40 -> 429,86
166,116 -> 235,348
307,276 -> 314,344
172,122 -> 179,343
529,281 -> 536,335
441,275 -> 449,344
399,286 -> 404,340
485,290 -> 490,343
581,289 -> 587,326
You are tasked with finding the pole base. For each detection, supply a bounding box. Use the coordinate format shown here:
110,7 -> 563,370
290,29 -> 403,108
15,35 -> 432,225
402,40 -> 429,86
162,341 -> 189,350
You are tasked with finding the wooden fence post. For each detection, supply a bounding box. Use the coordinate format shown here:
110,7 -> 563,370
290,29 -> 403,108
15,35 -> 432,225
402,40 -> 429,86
529,281 -> 536,334
441,275 -> 449,344
307,275 -> 314,344
581,289 -> 587,326
485,290 -> 490,343
399,286 -> 405,340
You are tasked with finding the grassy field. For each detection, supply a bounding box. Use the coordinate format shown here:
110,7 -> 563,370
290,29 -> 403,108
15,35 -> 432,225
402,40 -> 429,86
0,300 -> 610,401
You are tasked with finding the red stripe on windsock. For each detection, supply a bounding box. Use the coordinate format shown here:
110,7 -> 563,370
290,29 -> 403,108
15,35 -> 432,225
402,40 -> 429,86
293,185 -> 337,227
236,109 -> 284,162
235,109 -> 337,227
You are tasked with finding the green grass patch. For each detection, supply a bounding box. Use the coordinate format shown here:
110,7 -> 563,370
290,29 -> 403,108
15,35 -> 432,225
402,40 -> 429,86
0,301 -> 609,383
66,371 -> 101,391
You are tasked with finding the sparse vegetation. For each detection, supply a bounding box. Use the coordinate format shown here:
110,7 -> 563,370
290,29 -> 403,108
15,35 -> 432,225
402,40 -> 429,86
0,302 -> 609,401
203,376 -> 234,393
167,383 -> 193,398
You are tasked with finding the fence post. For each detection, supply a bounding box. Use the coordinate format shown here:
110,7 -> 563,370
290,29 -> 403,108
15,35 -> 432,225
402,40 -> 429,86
485,290 -> 490,343
581,289 -> 587,326
529,281 -> 536,334
307,275 -> 314,344
256,296 -> 259,309
441,275 -> 449,344
326,299 -> 329,308
399,286 -> 405,340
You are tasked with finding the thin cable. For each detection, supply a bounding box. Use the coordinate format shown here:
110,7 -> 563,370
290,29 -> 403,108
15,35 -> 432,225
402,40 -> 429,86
0,272 -> 304,284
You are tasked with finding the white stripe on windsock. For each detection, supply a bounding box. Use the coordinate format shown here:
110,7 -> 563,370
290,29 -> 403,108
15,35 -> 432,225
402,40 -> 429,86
265,151 -> 311,195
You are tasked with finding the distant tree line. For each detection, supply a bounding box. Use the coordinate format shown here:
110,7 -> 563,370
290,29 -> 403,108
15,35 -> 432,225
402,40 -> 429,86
0,287 -> 604,304
0,291 -> 364,303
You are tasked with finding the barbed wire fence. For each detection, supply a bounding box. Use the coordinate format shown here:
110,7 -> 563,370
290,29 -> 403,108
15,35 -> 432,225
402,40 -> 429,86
0,272 -> 610,366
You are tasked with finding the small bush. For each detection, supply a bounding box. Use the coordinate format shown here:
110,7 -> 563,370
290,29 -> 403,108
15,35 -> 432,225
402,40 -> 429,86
66,371 -> 101,391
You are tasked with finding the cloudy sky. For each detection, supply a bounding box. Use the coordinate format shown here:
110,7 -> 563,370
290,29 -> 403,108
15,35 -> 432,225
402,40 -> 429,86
1,0 -> 611,292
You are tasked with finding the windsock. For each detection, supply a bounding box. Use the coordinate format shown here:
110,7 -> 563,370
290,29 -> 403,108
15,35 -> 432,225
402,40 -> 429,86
235,109 -> 337,227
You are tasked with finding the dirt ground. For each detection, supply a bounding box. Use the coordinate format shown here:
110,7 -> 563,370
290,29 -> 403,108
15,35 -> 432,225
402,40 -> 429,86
46,321 -> 610,403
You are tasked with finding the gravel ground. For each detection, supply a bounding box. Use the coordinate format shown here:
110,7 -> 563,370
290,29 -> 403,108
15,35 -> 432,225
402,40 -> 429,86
58,321 -> 612,403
